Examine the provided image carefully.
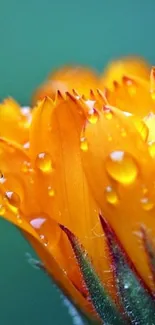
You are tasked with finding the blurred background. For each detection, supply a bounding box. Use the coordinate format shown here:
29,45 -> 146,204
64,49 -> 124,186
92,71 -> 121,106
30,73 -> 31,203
0,0 -> 154,324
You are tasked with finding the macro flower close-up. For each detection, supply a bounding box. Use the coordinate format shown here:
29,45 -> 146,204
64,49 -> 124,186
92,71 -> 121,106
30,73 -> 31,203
1,55 -> 155,324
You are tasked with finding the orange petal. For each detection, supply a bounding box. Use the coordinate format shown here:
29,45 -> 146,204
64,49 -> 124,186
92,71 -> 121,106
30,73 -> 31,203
102,75 -> 155,117
0,137 -> 85,293
1,206 -> 91,317
24,231 -> 94,317
0,137 -> 40,216
100,56 -> 150,90
32,66 -> 99,104
0,98 -> 31,144
29,96 -> 115,298
81,104 -> 155,293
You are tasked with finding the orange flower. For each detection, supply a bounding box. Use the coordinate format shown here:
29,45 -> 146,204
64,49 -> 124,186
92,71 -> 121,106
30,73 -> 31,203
1,57 -> 155,323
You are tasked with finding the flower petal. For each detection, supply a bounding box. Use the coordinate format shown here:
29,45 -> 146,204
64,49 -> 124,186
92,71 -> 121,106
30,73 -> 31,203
1,209 -> 91,317
0,98 -> 30,144
100,56 -> 150,90
103,76 -> 155,117
32,66 -> 99,104
81,104 -> 155,292
29,96 -> 115,297
0,137 -> 85,292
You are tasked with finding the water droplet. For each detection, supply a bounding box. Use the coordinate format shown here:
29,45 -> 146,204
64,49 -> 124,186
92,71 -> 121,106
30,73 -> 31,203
17,214 -> 22,224
35,152 -> 53,173
105,186 -> 118,205
141,197 -> 154,211
30,217 -> 48,246
106,151 -> 138,185
122,76 -> 137,96
121,128 -> 127,137
103,106 -> 113,120
21,161 -> 30,173
80,137 -> 88,151
0,205 -> 5,215
40,234 -> 48,246
85,100 -> 95,110
0,176 -> 6,184
5,191 -> 20,214
19,107 -> 32,129
87,108 -> 99,124
30,217 -> 46,229
23,141 -> 30,150
123,111 -> 132,117
48,186 -> 55,197
124,282 -> 130,289
148,141 -> 155,158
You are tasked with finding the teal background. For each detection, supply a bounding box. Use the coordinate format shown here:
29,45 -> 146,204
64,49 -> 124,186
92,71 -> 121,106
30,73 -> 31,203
0,0 -> 154,324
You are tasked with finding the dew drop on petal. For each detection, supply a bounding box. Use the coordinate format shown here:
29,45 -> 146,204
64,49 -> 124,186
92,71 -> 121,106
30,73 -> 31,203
140,197 -> 154,211
122,76 -> 137,96
87,108 -> 99,124
103,106 -> 113,120
19,107 -> 32,129
0,176 -> 6,184
124,282 -> 130,289
40,234 -> 48,247
35,152 -> 53,173
48,186 -> 55,197
30,217 -> 49,246
30,217 -> 46,229
80,137 -> 88,151
85,100 -> 95,110
5,191 -> 20,214
21,161 -> 30,173
106,151 -> 138,185
148,141 -> 155,158
16,214 -> 22,224
23,142 -> 30,150
105,186 -> 118,205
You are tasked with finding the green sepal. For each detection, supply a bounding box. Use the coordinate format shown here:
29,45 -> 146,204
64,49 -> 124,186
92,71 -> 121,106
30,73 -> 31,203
100,215 -> 155,325
142,227 -> 155,283
22,230 -> 98,325
60,224 -> 125,325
